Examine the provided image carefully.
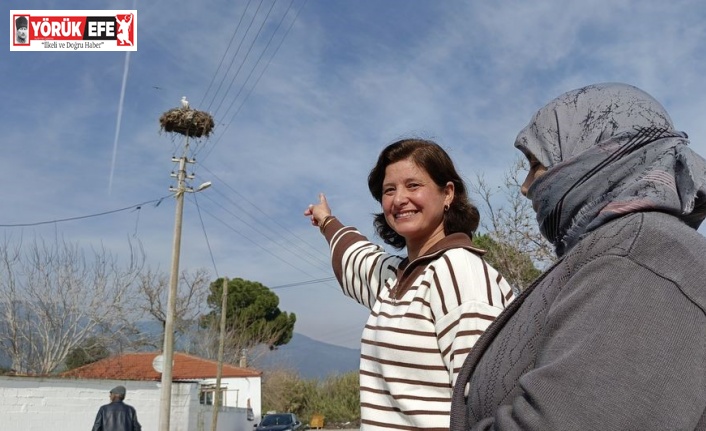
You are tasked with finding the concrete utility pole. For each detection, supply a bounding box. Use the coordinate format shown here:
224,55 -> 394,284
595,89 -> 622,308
157,99 -> 214,431
211,276 -> 229,431
158,135 -> 194,431
158,135 -> 212,431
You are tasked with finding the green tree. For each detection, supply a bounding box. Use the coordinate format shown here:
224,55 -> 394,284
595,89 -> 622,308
473,233 -> 542,292
64,336 -> 110,370
261,368 -> 311,414
197,278 -> 296,362
313,371 -> 360,426
261,369 -> 360,427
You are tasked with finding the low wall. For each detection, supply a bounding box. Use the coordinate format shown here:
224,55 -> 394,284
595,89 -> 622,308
0,376 -> 197,431
196,405 -> 254,431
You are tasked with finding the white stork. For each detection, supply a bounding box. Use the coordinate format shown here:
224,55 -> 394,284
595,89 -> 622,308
181,96 -> 189,109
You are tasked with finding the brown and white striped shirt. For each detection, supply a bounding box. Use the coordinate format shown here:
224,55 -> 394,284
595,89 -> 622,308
323,219 -> 514,431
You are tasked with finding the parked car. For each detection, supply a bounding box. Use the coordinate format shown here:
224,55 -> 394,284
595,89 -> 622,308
254,413 -> 304,431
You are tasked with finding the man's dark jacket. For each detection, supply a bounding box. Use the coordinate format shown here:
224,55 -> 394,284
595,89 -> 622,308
91,400 -> 142,431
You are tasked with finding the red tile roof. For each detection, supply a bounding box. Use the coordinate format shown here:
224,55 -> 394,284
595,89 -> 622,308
61,352 -> 261,381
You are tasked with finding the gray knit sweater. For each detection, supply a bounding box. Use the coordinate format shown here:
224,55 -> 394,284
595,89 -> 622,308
450,211 -> 706,430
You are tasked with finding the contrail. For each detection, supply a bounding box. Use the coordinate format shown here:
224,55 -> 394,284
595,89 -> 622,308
108,49 -> 131,194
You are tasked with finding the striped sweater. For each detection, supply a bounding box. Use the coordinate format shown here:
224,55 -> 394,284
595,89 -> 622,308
323,218 -> 514,431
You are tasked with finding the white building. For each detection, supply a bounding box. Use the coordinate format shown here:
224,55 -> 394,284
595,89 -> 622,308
0,352 -> 262,431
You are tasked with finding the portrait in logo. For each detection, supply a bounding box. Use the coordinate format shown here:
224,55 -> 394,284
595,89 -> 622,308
15,15 -> 29,44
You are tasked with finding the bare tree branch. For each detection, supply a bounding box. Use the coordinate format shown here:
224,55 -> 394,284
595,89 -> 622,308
0,236 -> 145,374
136,267 -> 210,349
471,157 -> 555,292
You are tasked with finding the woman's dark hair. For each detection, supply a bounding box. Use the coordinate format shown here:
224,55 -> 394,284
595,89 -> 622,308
367,138 -> 479,249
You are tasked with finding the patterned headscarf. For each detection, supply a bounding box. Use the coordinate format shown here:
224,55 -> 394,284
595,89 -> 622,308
515,82 -> 706,257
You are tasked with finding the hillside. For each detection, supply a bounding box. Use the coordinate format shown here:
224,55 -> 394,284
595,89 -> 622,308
0,332 -> 360,379
254,333 -> 360,380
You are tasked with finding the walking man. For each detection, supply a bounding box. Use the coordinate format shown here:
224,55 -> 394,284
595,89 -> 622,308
91,385 -> 141,431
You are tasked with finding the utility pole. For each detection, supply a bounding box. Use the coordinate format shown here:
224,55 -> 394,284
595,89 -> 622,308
211,277 -> 229,431
158,134 -> 194,431
157,99 -> 213,431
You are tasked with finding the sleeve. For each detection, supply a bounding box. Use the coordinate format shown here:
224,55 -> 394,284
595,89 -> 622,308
472,256 -> 706,431
432,250 -> 515,387
132,406 -> 142,431
324,218 -> 403,309
91,407 -> 103,431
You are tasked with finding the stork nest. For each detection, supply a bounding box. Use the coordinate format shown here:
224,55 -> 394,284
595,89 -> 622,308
159,108 -> 215,138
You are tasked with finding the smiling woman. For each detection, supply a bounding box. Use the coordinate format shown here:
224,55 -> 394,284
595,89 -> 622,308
304,138 -> 514,430
377,157 -> 452,260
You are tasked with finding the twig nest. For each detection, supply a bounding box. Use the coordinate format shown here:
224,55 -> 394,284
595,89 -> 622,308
159,107 -> 215,138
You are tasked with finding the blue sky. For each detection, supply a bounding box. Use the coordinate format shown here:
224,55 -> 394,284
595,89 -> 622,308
3,0 -> 706,349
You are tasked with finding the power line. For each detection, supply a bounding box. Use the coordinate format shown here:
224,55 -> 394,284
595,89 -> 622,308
191,192 -> 219,278
159,0 -> 335,292
210,0 -> 278,119
0,195 -> 171,227
194,175 -> 330,270
183,184 -> 341,293
198,0 -> 256,109
197,0 -> 307,162
204,0 -> 268,114
268,276 -> 336,289
193,201 -> 323,279
195,165 -> 329,267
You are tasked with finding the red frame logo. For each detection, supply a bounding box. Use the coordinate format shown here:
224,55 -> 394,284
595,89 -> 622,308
11,10 -> 137,51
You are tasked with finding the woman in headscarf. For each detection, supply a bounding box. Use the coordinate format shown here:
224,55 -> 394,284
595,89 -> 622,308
450,83 -> 706,430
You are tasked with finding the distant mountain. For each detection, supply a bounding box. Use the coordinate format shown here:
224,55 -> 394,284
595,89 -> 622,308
0,327 -> 360,379
254,333 -> 360,380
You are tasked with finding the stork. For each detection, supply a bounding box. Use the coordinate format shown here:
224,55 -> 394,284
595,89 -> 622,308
181,96 -> 189,109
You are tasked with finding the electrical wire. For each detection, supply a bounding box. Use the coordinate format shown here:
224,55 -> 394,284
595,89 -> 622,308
191,192 -> 219,278
0,195 -> 171,227
198,0 -> 256,109
192,201 -> 323,279
194,170 -> 330,269
268,277 -> 336,289
210,0 -> 278,119
183,185 -> 342,292
196,0 -> 308,162
204,0 -> 268,114
153,0 -> 334,292
223,0 -> 297,125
